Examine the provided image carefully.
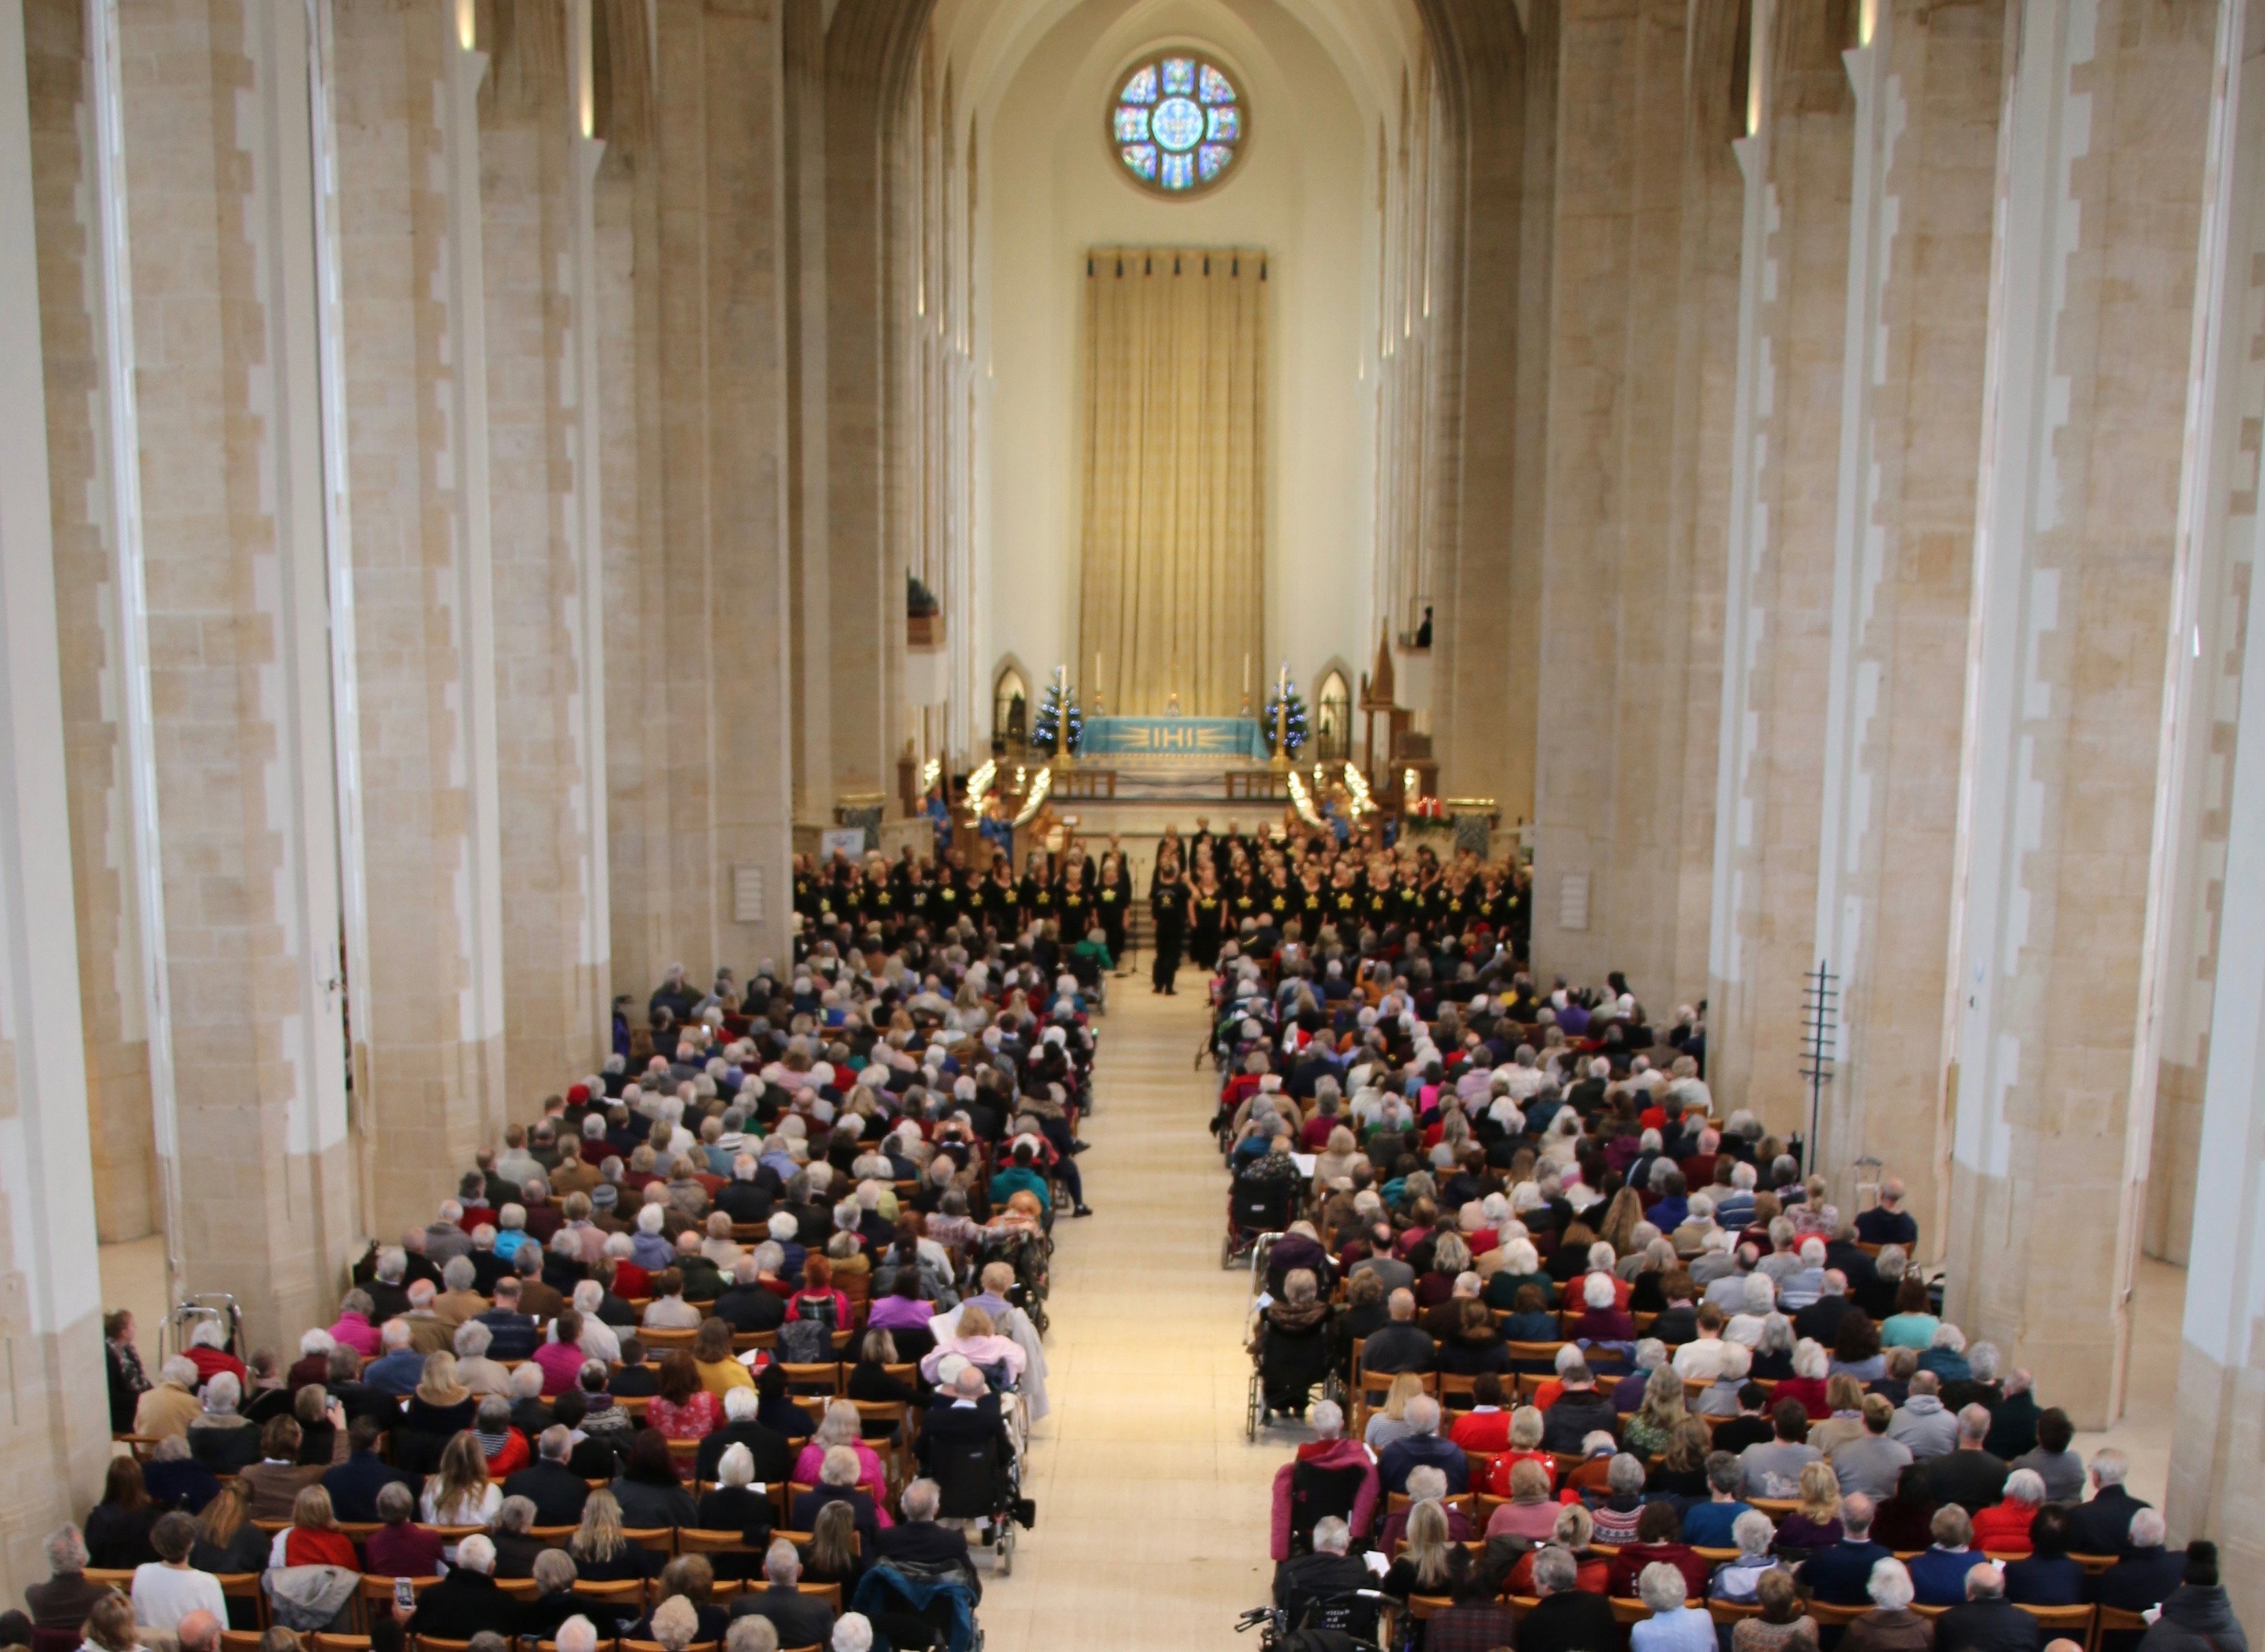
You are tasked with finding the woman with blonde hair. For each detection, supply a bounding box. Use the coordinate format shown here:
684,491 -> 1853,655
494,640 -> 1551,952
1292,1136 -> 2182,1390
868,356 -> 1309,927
1808,1374 -> 1870,1456
405,1351 -> 476,1437
1777,1460 -> 1845,1553
275,1485 -> 358,1570
799,1499 -> 865,1595
1507,1502 -> 1611,1595
567,1488 -> 645,1582
1596,1185 -> 1646,1258
1382,1499 -> 1472,1600
1622,1365 -> 1688,1457
1362,1372 -> 1428,1453
420,1430 -> 502,1529
188,1477 -> 267,1576
790,1401 -> 888,1501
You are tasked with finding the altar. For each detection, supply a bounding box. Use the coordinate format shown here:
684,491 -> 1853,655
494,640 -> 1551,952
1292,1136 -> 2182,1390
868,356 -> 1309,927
1081,715 -> 1270,761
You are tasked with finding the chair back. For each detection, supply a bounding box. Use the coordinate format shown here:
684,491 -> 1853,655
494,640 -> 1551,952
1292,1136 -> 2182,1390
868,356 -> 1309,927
2015,1604 -> 2096,1633
641,1329 -> 697,1352
796,1582 -> 843,1610
621,1526 -> 677,1557
571,1578 -> 649,1604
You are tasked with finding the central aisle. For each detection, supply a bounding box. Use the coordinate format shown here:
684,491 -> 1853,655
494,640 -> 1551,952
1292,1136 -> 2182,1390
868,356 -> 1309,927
976,972 -> 1287,1651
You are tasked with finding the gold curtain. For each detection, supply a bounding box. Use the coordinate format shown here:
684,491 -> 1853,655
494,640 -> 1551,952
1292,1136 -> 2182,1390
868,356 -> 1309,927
1077,246 -> 1266,719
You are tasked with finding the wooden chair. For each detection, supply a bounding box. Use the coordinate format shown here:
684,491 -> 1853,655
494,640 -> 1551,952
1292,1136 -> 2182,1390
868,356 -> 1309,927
2070,1553 -> 2121,1576
731,1331 -> 778,1355
777,1362 -> 843,1397
617,1396 -> 652,1419
641,1329 -> 698,1353
797,1582 -> 843,1611
1503,1340 -> 1569,1368
409,1636 -> 475,1652
529,1525 -> 579,1548
220,1633 -> 265,1652
2097,1605 -> 2150,1644
310,1636 -> 373,1652
1750,1497 -> 1800,1522
1384,1491 -> 1477,1516
2014,1604 -> 2096,1638
676,1528 -> 763,1561
115,1434 -> 162,1462
360,1574 -> 445,1613
571,1578 -> 652,1606
83,1569 -> 135,1591
622,1526 -> 677,1558
1435,1373 -> 1480,1411
667,1437 -> 704,1474
1912,1604 -> 1949,1620
1802,1602 -> 1871,1629
495,1578 -> 542,1601
1708,1602 -> 1764,1627
217,1572 -> 268,1629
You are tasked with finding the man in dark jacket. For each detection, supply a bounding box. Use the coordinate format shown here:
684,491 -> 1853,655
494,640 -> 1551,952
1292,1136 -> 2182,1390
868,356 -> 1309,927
1927,1404 -> 2011,1512
501,1428 -> 592,1524
695,1387 -> 796,1484
2066,1453 -> 2152,1556
2137,1544 -> 2251,1652
1519,1544 -> 1620,1652
402,1535 -> 522,1640
321,1417 -> 418,1522
1376,1398 -> 1468,1495
1270,1517 -> 1378,1640
1539,1364 -> 1619,1453
872,1480 -> 978,1585
1938,1561 -> 2039,1652
2098,1511 -> 2191,1613
1358,1291 -> 1436,1374
712,1260 -> 787,1334
1798,1494 -> 1895,1605
727,1540 -> 836,1650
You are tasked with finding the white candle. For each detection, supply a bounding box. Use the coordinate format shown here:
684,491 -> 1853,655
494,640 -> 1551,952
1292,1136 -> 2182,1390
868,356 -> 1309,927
1243,653 -> 1251,696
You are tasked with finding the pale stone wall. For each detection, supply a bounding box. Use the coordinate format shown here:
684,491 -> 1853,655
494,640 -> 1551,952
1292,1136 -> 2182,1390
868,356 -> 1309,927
1808,0 -> 2002,1229
1706,3 -> 1856,1133
334,0 -> 511,1237
484,1 -> 604,1093
1,0 -> 118,1596
25,0 -> 158,1244
119,0 -> 361,1351
1941,0 -> 2212,1427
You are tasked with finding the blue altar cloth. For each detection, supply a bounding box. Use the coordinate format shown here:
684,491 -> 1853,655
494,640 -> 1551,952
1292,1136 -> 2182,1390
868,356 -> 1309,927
1081,716 -> 1269,760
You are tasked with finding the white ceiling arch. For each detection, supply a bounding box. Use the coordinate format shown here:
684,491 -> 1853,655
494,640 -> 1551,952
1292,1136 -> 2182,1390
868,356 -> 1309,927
929,0 -> 1423,137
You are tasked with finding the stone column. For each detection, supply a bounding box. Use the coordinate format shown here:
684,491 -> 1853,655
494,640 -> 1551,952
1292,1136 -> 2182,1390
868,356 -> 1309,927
483,0 -> 607,1090
784,0 -> 834,827
1804,0 -> 2002,1228
333,0 -> 510,1234
1939,0 -> 2212,1426
119,0 -> 362,1348
25,0 -> 173,1248
0,0 -> 115,1591
1704,0 -> 1858,1132
2166,3 -> 2265,1614
825,1 -> 934,805
646,0 -> 796,971
1422,1 -> 1530,823
1531,0 -> 1728,1009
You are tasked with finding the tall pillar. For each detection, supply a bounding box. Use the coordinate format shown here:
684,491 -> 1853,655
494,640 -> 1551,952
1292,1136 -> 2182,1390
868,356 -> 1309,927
647,0 -> 795,971
25,0 -> 169,1247
333,0 -> 510,1232
1704,1 -> 1858,1132
0,0 -> 115,1592
1422,2 -> 1530,825
1940,0 -> 2212,1426
1805,0 -> 2002,1228
119,0 -> 361,1348
784,0 -> 834,825
825,1 -> 934,805
1531,0 -> 1747,1014
484,0 -> 608,1089
2166,2 -> 2265,1620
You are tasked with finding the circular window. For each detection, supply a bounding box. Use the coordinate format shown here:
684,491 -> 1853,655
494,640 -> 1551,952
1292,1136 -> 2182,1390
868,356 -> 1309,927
1111,52 -> 1245,196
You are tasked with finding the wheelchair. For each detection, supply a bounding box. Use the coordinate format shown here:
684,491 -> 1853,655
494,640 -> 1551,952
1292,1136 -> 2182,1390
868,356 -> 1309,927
1223,1175 -> 1298,1269
929,1430 -> 1033,1577
1246,1306 -> 1337,1440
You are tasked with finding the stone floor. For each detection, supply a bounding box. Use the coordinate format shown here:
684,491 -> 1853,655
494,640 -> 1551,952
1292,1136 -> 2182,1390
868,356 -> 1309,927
92,964 -> 2186,1647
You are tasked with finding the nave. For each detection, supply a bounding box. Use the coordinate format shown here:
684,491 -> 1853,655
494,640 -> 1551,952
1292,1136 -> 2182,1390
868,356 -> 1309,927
973,975 -> 1278,1650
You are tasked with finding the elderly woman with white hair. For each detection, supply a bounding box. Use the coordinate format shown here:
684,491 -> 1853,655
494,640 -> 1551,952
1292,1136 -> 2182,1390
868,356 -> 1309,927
185,1372 -> 261,1473
1971,1466 -> 2049,1554
1709,1509 -> 1787,1601
1839,1557 -> 1931,1652
1631,1560 -> 1716,1652
1482,1237 -> 1552,1312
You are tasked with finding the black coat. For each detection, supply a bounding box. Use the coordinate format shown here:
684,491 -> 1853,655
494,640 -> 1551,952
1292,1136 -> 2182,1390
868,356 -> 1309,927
2066,1488 -> 2152,1557
728,1586 -> 834,1651
695,1419 -> 797,1486
405,1572 -> 523,1642
1518,1591 -> 1622,1652
1937,1597 -> 2040,1652
501,1460 -> 591,1526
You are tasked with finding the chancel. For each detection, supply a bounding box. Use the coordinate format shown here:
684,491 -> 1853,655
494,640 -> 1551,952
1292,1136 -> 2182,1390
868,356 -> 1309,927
1,0 -> 2260,1646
